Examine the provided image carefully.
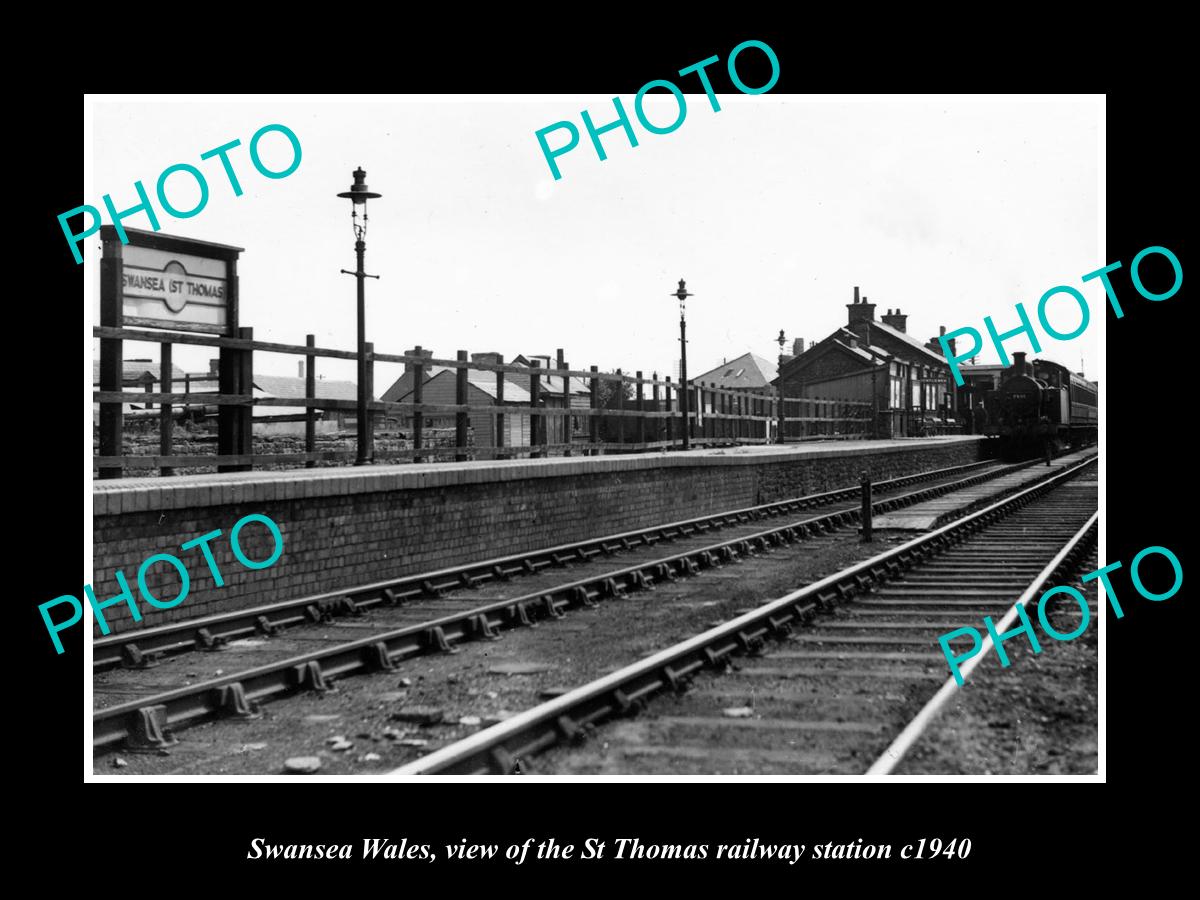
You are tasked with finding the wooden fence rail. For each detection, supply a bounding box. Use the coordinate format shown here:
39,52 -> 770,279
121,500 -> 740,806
92,326 -> 877,476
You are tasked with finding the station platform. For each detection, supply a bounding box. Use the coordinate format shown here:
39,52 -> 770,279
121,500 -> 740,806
92,436 -> 985,516
871,448 -> 1098,531
90,435 -> 986,636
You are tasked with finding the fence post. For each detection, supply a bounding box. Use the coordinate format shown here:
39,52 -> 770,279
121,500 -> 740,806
705,384 -> 713,441
455,350 -> 469,462
664,376 -> 674,447
530,359 -> 542,459
589,365 -> 599,455
616,368 -> 625,449
219,328 -> 247,473
239,327 -> 254,470
98,238 -> 124,479
413,348 -> 425,464
558,349 -> 570,456
652,373 -> 661,449
493,355 -> 504,461
305,335 -> 316,468
159,343 -> 174,477
636,370 -> 645,448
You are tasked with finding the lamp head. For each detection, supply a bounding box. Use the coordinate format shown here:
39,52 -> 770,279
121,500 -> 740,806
337,167 -> 382,204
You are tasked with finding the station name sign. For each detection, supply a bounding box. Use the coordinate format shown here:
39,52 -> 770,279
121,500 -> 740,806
121,245 -> 228,331
101,226 -> 242,335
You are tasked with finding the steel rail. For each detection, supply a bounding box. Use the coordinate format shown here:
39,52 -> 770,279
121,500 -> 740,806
864,510 -> 1099,775
94,458 -> 1010,670
92,457 -> 1052,750
386,456 -> 1098,775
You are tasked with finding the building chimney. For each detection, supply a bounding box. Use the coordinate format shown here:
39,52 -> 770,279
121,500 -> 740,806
209,358 -> 220,376
298,361 -> 304,379
793,338 -> 805,356
924,325 -> 956,358
471,351 -> 504,366
847,286 -> 876,326
404,346 -> 434,373
881,307 -> 908,333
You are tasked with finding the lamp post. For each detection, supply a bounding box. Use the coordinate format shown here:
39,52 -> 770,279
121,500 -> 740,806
337,167 -> 382,466
776,329 -> 787,444
671,278 -> 693,450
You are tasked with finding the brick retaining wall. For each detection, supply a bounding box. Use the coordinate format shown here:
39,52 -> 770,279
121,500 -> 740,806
89,438 -> 984,635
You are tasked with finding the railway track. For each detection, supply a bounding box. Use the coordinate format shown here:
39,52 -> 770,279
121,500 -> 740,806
387,456 -> 1097,775
95,459 -> 1010,671
93,458 -> 1049,751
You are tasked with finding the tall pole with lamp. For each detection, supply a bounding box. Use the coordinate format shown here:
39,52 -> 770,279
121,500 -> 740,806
672,279 -> 693,450
338,167 -> 382,466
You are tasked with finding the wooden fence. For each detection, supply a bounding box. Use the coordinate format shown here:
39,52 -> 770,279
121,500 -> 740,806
91,326 -> 876,477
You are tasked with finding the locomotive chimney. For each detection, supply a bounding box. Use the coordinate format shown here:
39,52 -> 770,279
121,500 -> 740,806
1012,351 -> 1027,376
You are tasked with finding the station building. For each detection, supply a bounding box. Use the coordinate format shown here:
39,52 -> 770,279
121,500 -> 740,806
775,287 -> 965,438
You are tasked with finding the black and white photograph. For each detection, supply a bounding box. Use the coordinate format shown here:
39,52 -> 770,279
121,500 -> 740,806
76,91 -> 1113,781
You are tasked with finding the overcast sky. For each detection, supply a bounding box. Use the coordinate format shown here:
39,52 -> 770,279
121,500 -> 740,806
87,96 -> 1101,390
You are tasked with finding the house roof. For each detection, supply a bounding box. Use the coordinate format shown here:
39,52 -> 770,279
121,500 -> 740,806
253,374 -> 358,402
92,360 -> 188,385
382,351 -> 591,405
692,352 -> 779,389
506,360 -> 591,396
774,331 -> 889,385
853,319 -> 947,365
834,338 -> 889,366
389,368 -> 533,404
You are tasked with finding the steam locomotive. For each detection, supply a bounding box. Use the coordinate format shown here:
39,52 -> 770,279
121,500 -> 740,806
986,351 -> 1098,454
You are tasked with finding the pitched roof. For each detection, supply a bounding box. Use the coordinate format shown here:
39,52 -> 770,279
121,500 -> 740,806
506,362 -> 591,396
92,360 -> 188,385
692,352 -> 779,389
833,338 -> 889,366
853,319 -> 946,365
389,368 -> 533,404
381,370 -> 418,404
253,374 -> 358,402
